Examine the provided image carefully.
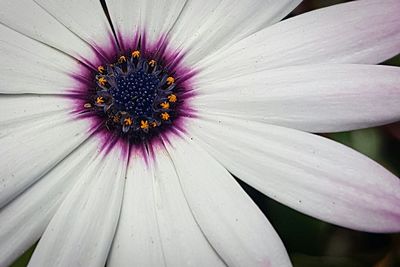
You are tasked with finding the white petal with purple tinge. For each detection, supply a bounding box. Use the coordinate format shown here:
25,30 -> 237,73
197,0 -> 400,80
28,145 -> 127,267
166,137 -> 292,267
34,0 -> 116,60
103,0 -> 141,48
0,139 -> 99,267
189,116 -> 400,233
194,64 -> 400,133
106,0 -> 187,48
109,149 -> 226,267
108,155 -> 165,267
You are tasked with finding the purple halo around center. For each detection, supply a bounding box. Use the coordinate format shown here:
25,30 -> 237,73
66,31 -> 198,161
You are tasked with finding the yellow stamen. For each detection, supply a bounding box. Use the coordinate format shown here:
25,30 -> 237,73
140,120 -> 149,130
124,117 -> 133,126
84,103 -> 92,108
118,55 -> 127,63
98,77 -> 107,86
97,66 -> 105,74
166,76 -> 175,85
151,122 -> 158,128
131,50 -> 140,58
96,96 -> 104,104
160,102 -> 170,109
161,112 -> 170,121
167,94 -> 177,103
149,60 -> 156,67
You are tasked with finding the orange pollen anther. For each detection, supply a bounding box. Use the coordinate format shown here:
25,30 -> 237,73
151,122 -> 158,128
113,116 -> 120,123
168,94 -> 177,103
97,66 -> 105,73
149,60 -> 156,67
118,56 -> 127,63
140,120 -> 149,130
131,50 -> 140,58
166,76 -> 175,85
98,77 -> 107,86
160,102 -> 170,109
161,112 -> 170,121
124,117 -> 133,126
96,96 -> 104,104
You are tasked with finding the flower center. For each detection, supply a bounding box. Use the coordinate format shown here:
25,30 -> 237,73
112,68 -> 159,117
84,51 -> 179,143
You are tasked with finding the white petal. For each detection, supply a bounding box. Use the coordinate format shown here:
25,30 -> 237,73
0,95 -> 69,132
0,139 -> 99,267
28,144 -> 127,267
108,155 -> 165,267
34,0 -> 117,59
197,0 -> 400,80
103,0 -> 141,49
0,24 -> 85,94
168,0 -> 301,65
0,0 -> 96,60
165,137 -> 291,267
0,112 -> 90,208
153,149 -> 225,266
194,64 -> 400,133
189,116 -> 400,233
105,0 -> 187,49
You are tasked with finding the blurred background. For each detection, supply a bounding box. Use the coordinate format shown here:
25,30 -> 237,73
11,1 -> 400,266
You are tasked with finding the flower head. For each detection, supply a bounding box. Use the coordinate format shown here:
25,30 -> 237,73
0,0 -> 400,267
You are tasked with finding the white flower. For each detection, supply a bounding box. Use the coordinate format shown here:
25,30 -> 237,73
0,0 -> 399,266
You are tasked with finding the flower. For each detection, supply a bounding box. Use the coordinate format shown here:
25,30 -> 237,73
0,0 -> 399,266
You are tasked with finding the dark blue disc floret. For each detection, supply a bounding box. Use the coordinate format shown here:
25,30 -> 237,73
111,69 -> 159,117
85,51 -> 180,142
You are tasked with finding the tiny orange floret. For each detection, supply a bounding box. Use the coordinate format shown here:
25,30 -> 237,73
151,121 -> 158,128
131,50 -> 140,58
167,94 -> 177,103
149,60 -> 156,67
166,76 -> 175,85
97,66 -> 105,74
161,112 -> 170,121
98,77 -> 107,86
118,55 -> 127,63
160,102 -> 170,109
96,96 -> 105,104
124,117 -> 133,126
113,116 -> 120,123
140,120 -> 149,130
